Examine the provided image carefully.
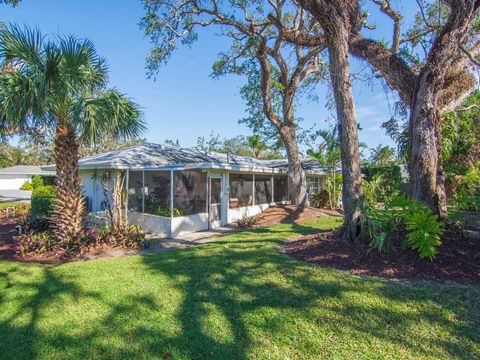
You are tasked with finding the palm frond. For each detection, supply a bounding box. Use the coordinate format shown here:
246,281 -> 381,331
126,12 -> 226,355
71,89 -> 145,146
0,23 -> 44,70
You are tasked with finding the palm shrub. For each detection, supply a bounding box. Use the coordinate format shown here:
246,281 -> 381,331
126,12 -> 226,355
0,25 -> 145,240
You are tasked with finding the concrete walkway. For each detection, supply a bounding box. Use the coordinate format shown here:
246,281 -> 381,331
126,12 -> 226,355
143,226 -> 238,252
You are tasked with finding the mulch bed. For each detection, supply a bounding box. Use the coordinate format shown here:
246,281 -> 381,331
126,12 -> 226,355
284,229 -> 480,284
254,205 -> 342,227
0,216 -> 141,264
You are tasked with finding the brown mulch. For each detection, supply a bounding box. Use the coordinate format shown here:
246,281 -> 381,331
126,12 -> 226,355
253,205 -> 342,227
284,229 -> 480,284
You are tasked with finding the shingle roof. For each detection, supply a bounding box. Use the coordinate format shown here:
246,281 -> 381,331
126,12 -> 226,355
44,143 -> 327,174
0,165 -> 55,176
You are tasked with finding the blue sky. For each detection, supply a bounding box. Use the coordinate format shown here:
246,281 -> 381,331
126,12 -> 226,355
0,0 -> 418,153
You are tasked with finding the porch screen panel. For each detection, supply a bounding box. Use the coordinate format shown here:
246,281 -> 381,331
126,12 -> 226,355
255,175 -> 272,205
143,171 -> 171,216
274,175 -> 288,202
229,173 -> 253,208
173,170 -> 207,215
127,171 -> 143,211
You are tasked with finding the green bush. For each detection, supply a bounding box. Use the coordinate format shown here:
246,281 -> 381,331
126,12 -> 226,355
31,175 -> 44,189
20,180 -> 33,190
311,190 -> 329,208
30,185 -> 56,218
405,212 -> 443,261
363,165 -> 402,201
450,166 -> 480,212
366,195 -> 444,261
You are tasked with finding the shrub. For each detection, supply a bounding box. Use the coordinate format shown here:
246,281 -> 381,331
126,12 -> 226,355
98,225 -> 145,248
31,175 -> 44,189
405,212 -> 443,261
0,202 -> 30,218
366,195 -> 444,261
16,232 -> 57,256
236,214 -> 257,228
20,180 -> 32,190
362,165 -> 402,201
311,190 -> 329,208
450,166 -> 480,212
30,185 -> 56,218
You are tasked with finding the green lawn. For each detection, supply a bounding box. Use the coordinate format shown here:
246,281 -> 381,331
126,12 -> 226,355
1,217 -> 479,359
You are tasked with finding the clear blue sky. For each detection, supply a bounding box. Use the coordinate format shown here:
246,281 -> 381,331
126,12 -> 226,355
0,0 -> 418,153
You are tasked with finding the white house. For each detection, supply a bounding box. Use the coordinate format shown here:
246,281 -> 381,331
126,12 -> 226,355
52,143 -> 328,238
0,165 -> 55,190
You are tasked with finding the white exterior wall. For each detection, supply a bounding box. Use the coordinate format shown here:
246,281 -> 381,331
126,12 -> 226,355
0,175 -> 30,190
171,213 -> 209,237
227,202 -> 290,223
128,211 -> 170,237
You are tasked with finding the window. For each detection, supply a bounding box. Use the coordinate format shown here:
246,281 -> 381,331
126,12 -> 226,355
274,175 -> 288,202
255,175 -> 272,205
307,176 -> 321,195
173,170 -> 207,215
229,173 -> 253,208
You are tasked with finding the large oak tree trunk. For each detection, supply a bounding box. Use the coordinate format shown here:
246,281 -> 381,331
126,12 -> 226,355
299,0 -> 364,240
407,0 -> 480,217
52,123 -> 85,240
280,125 -> 308,206
408,79 -> 447,217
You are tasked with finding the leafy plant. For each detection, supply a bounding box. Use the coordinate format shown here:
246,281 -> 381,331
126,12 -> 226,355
311,190 -> 329,208
20,180 -> 32,190
236,214 -> 257,228
16,232 -> 57,256
366,195 -> 444,260
405,212 -> 443,260
30,185 -> 56,219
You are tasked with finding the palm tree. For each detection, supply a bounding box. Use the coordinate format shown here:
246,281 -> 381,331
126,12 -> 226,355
369,145 -> 396,166
247,134 -> 269,159
0,25 -> 145,240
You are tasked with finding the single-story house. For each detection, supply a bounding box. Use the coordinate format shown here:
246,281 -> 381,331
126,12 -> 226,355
50,143 -> 328,238
0,165 -> 55,190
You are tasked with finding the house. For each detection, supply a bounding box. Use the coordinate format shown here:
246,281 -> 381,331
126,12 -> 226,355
0,165 -> 55,190
69,143 -> 328,238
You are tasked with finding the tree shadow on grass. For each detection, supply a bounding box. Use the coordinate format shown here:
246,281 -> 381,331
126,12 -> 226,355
0,220 -> 478,359
0,265 -> 101,359
138,223 -> 480,359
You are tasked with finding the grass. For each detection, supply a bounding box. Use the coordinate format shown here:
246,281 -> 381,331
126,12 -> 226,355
0,217 -> 479,359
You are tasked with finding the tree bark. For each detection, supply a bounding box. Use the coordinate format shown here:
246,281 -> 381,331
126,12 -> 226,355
280,125 -> 308,206
407,0 -> 480,217
298,0 -> 364,240
52,123 -> 85,240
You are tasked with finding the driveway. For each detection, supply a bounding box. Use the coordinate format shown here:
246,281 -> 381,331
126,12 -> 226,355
0,189 -> 31,202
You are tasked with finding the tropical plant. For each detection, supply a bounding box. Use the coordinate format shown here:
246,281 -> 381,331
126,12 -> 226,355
362,173 -> 385,205
308,126 -> 342,209
0,25 -> 145,240
366,195 -> 444,260
405,212 -> 443,261
368,145 -> 396,166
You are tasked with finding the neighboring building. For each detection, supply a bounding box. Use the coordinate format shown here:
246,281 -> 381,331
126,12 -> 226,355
46,143 -> 328,238
0,165 -> 55,190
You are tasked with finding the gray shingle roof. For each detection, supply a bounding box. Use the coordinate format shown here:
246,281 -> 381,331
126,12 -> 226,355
45,143 -> 327,174
0,165 -> 55,176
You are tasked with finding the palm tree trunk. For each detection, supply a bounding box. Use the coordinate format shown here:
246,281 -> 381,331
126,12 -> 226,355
52,123 -> 85,240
